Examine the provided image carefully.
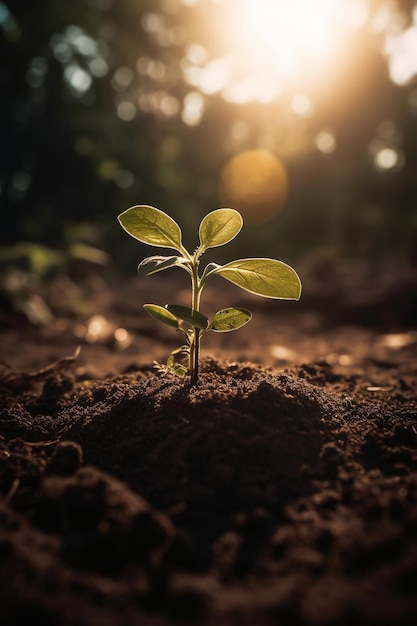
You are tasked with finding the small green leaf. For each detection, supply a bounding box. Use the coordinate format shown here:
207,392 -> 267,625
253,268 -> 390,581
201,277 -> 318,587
209,307 -> 252,332
165,304 -> 209,330
169,364 -> 188,376
199,208 -> 243,251
143,304 -> 179,328
213,258 -> 302,300
138,255 -> 188,276
118,205 -> 183,252
153,359 -> 188,376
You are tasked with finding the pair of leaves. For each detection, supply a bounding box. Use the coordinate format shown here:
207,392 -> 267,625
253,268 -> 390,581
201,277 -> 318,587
118,205 -> 242,255
139,256 -> 301,300
120,205 -> 301,301
143,304 -> 252,333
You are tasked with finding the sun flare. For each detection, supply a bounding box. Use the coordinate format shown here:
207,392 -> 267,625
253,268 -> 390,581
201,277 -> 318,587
241,0 -> 345,77
184,0 -> 369,104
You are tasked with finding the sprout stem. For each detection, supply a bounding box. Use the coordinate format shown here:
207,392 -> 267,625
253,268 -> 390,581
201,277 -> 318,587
189,258 -> 202,385
190,329 -> 200,385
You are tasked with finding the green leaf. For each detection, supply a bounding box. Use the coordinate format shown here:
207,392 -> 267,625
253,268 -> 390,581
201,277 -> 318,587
212,258 -> 302,300
143,304 -> 179,328
138,255 -> 188,276
209,307 -> 252,332
165,304 -> 209,330
199,208 -> 243,251
118,205 -> 183,252
167,361 -> 188,376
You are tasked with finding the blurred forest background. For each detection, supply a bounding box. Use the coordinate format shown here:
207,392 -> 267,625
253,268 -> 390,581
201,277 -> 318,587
1,0 -> 417,280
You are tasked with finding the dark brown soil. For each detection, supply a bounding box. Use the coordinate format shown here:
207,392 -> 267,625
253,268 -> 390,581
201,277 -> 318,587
1,272 -> 417,625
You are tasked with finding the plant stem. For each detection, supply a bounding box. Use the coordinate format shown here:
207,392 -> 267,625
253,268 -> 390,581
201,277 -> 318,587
189,260 -> 202,385
190,329 -> 200,385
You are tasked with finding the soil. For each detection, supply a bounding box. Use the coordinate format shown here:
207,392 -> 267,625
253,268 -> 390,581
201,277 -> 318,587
1,269 -> 417,626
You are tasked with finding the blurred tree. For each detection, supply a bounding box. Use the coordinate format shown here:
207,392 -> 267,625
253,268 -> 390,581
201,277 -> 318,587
0,0 -> 416,266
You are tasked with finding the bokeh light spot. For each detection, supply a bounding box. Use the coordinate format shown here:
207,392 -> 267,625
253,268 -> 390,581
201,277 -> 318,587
182,91 -> 204,125
315,130 -> 336,154
64,65 -> 92,93
374,148 -> 404,171
0,2 -> 10,24
115,170 -> 135,189
89,57 -> 108,77
97,160 -> 119,180
30,56 -> 48,74
111,66 -> 133,91
219,150 -> 288,225
291,94 -> 311,116
385,24 -> 417,85
0,1 -> 19,39
117,100 -> 136,121
12,171 -> 31,193
141,13 -> 164,34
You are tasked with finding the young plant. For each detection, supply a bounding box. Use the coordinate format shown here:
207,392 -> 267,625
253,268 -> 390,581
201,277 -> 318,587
118,205 -> 301,384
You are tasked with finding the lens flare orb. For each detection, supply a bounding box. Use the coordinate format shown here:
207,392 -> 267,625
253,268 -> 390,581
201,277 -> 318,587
219,150 -> 288,225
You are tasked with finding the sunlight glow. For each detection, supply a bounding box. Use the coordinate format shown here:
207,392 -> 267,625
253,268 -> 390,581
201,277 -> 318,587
242,0 -> 343,75
182,0 -> 369,103
237,0 -> 368,88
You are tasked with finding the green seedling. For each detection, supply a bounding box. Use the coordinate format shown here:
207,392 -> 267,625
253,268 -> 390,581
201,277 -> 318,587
118,205 -> 301,385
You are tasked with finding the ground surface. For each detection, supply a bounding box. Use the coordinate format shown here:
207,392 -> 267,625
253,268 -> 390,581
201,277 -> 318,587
1,270 -> 417,625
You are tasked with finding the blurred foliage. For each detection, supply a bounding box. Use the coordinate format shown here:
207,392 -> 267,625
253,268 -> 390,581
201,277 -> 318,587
1,0 -> 417,270
0,238 -> 109,323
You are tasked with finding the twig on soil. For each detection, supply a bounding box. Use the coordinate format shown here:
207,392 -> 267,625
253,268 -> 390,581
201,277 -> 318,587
0,346 -> 81,393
